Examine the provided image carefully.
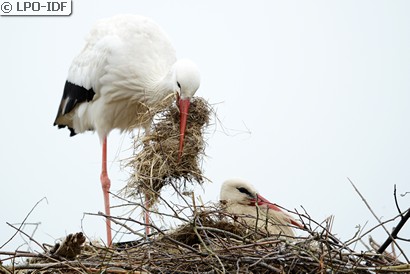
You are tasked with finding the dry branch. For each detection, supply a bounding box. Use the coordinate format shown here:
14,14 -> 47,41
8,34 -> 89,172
378,209 -> 410,255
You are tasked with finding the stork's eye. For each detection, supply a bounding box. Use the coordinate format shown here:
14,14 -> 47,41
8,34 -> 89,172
237,187 -> 252,197
177,82 -> 181,89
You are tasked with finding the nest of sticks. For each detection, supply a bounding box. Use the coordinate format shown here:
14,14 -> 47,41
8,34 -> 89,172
2,96 -> 409,273
2,205 -> 409,274
122,96 -> 211,207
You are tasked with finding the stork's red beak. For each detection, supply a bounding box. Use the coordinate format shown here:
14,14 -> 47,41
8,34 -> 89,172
178,98 -> 191,160
250,194 -> 283,212
250,194 -> 303,228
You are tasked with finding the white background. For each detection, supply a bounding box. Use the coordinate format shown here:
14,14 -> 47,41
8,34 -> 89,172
1,0 -> 409,259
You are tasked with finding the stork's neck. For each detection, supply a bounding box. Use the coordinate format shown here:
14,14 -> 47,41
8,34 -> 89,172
148,69 -> 176,106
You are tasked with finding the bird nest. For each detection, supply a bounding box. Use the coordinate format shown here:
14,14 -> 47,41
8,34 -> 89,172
2,96 -> 409,273
2,205 -> 409,274
122,96 -> 211,207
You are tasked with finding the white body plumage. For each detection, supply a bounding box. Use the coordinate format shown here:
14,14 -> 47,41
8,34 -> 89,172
54,14 -> 200,141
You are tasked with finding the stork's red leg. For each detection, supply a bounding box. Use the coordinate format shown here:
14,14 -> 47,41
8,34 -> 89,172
100,137 -> 112,246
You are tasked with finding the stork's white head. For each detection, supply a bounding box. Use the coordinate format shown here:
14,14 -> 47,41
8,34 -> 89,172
174,59 -> 200,99
220,178 -> 304,230
173,59 -> 200,160
220,179 -> 258,205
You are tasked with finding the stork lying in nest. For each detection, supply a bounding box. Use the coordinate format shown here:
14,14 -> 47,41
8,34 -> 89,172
220,178 -> 303,237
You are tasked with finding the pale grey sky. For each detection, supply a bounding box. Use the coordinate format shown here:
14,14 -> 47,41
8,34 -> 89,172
1,0 -> 409,257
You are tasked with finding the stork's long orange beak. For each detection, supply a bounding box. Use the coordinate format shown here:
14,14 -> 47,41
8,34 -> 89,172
250,194 -> 283,213
250,194 -> 303,228
178,98 -> 191,160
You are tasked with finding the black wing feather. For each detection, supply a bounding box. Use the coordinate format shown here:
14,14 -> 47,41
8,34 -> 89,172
58,81 -> 95,116
53,81 -> 95,135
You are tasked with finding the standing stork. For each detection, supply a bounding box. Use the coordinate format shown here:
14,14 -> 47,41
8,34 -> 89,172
54,15 -> 200,246
220,179 -> 303,236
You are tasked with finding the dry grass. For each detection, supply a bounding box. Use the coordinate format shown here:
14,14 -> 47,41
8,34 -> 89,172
122,96 -> 211,207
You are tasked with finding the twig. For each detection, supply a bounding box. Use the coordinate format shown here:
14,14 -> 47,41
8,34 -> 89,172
5,222 -> 46,253
0,251 -> 40,262
393,184 -> 402,216
348,178 -> 390,235
377,208 -> 410,256
348,178 -> 409,263
1,197 -> 48,251
344,214 -> 401,247
193,217 -> 226,273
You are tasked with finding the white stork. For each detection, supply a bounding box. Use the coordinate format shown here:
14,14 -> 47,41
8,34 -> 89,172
54,15 -> 200,246
220,179 -> 303,237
